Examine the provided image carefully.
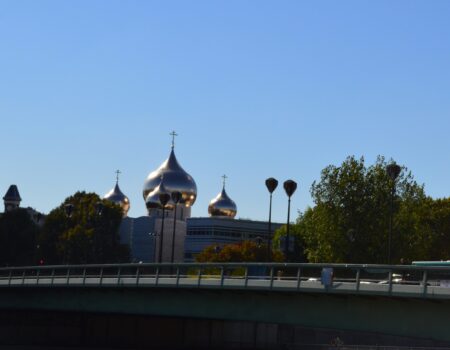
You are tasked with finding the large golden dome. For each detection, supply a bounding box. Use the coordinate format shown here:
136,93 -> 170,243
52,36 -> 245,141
208,183 -> 237,218
104,182 -> 130,217
143,149 -> 197,207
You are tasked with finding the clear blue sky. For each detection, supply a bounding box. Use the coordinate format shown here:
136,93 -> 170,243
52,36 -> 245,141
1,1 -> 449,223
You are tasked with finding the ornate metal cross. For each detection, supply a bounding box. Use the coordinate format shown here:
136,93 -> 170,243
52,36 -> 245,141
170,131 -> 178,149
222,174 -> 228,188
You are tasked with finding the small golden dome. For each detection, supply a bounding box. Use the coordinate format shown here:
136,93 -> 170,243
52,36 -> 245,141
208,177 -> 237,218
145,179 -> 175,211
104,182 -> 130,217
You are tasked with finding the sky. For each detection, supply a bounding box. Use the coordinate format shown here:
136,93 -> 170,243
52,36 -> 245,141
0,1 -> 449,223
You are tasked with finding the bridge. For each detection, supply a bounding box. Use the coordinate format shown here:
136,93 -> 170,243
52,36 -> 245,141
1,262 -> 450,349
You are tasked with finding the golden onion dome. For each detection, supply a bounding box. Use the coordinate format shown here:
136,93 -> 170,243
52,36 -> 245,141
143,149 -> 197,207
104,182 -> 130,217
145,179 -> 175,210
208,180 -> 237,218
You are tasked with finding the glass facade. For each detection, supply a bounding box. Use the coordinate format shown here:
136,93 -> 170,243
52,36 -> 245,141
184,217 -> 282,262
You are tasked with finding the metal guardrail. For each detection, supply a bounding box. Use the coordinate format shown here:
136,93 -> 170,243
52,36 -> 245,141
1,262 -> 450,298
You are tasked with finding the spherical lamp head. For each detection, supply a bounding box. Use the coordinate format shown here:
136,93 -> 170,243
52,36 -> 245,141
95,201 -> 104,216
171,191 -> 182,204
283,180 -> 297,198
386,163 -> 401,181
347,228 -> 356,243
265,177 -> 278,194
159,192 -> 171,207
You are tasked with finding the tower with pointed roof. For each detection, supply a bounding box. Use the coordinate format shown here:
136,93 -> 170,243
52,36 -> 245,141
3,185 -> 22,212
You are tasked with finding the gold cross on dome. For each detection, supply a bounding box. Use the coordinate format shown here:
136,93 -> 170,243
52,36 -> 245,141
115,169 -> 121,184
170,131 -> 178,149
222,174 -> 228,188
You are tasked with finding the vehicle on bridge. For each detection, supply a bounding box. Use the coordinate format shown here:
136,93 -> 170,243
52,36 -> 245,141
413,261 -> 450,287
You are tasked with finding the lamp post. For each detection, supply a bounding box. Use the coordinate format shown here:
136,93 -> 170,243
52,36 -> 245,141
283,180 -> 297,261
62,203 -> 74,263
265,178 -> 278,260
386,163 -> 401,265
148,232 -> 158,262
94,201 -> 104,216
93,201 -> 104,261
158,191 -> 171,264
170,191 -> 182,264
256,236 -> 263,248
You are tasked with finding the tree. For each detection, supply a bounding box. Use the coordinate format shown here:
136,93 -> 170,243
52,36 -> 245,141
283,156 -> 427,263
272,224 -> 307,262
417,197 -> 450,260
195,240 -> 284,263
38,191 -> 129,264
0,208 -> 39,266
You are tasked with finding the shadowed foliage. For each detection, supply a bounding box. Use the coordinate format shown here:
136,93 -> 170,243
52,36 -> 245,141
0,208 -> 39,266
38,191 -> 129,264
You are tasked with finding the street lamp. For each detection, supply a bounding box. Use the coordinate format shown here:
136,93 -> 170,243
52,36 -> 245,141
94,201 -> 104,216
283,179 -> 297,261
170,191 -> 182,264
265,178 -> 278,260
158,191 -> 171,264
386,163 -> 401,265
64,201 -> 104,218
93,201 -> 105,260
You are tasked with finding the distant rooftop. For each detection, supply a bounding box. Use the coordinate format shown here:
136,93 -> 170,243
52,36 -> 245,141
3,185 -> 21,202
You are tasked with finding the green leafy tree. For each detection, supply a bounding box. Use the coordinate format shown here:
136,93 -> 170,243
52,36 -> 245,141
0,208 -> 40,266
38,191 -> 129,264
273,224 -> 308,262
416,197 -> 450,260
281,156 -> 427,263
195,240 -> 284,263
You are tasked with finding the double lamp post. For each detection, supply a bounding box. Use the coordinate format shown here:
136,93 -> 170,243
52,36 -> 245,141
156,190 -> 182,264
265,177 -> 297,261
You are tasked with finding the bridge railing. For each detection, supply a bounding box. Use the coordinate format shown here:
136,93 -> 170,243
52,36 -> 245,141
1,262 -> 450,298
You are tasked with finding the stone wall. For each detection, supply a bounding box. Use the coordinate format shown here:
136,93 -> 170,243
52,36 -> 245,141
0,310 -> 448,349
